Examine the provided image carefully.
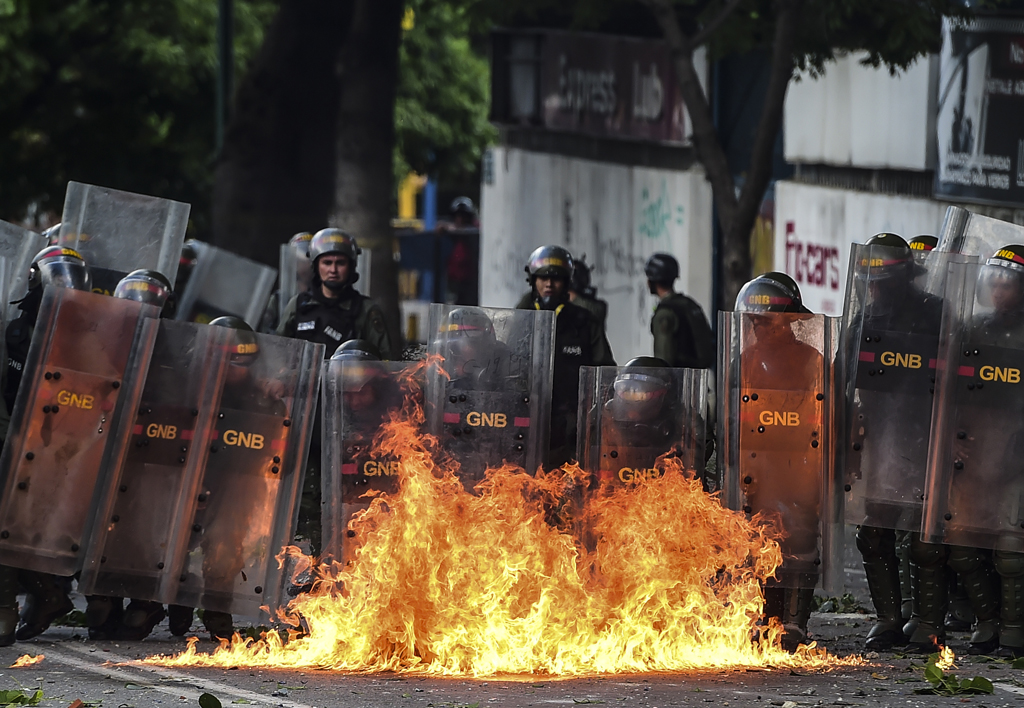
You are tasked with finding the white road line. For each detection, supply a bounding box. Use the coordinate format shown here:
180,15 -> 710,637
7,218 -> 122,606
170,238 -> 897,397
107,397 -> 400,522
41,643 -> 318,708
994,681 -> 1024,695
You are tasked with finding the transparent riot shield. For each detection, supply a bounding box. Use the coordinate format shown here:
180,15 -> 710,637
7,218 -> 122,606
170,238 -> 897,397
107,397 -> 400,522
0,221 -> 47,319
279,244 -> 313,326
425,304 -> 555,488
841,245 -> 976,531
923,260 -> 1024,551
171,332 -> 323,617
0,288 -> 159,575
577,366 -> 707,490
58,182 -> 190,294
936,205 -> 1024,260
321,359 -> 415,566
78,321 -> 228,602
719,311 -> 842,593
175,241 -> 277,328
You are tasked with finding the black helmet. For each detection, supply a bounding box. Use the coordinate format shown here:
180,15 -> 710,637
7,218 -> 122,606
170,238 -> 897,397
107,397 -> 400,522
178,240 -> 200,287
644,253 -> 679,283
525,245 -> 573,282
760,271 -> 811,313
309,228 -> 360,289
450,197 -> 476,217
30,246 -> 90,291
331,338 -> 381,362
909,235 -> 938,252
610,356 -> 672,421
735,274 -> 804,313
210,316 -> 260,366
570,255 -> 595,296
978,246 -> 1024,311
854,232 -> 917,281
438,307 -> 498,380
114,269 -> 172,307
439,307 -> 495,340
289,232 -> 314,257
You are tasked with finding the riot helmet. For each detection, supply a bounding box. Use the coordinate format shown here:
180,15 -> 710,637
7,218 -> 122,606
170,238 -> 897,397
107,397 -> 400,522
289,232 -> 314,258
979,245 -> 1024,313
450,197 -> 476,220
42,223 -> 61,246
177,240 -> 200,292
644,253 -> 679,283
856,233 -> 916,280
609,356 -> 672,422
760,271 -> 811,313
30,246 -> 90,291
734,274 -> 804,313
525,245 -> 573,310
909,235 -> 938,252
571,254 -> 596,297
437,307 -> 499,381
114,269 -> 172,308
309,228 -> 360,291
332,339 -> 385,394
210,315 -> 260,367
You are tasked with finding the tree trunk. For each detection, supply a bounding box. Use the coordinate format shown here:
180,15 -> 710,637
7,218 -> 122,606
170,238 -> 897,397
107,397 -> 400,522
647,0 -> 800,310
332,0 -> 404,348
211,0 -> 355,265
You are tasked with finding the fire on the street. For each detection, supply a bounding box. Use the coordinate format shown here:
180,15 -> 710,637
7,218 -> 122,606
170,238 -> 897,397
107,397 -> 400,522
146,390 -> 859,676
10,654 -> 44,668
936,645 -> 955,671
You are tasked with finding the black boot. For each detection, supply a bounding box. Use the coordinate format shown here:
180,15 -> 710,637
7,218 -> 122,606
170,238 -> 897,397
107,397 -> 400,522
168,605 -> 194,636
16,570 -> 73,641
857,526 -> 908,650
949,545 -> 1000,654
0,565 -> 19,646
780,587 -> 815,653
86,596 -> 123,640
202,610 -> 234,641
117,600 -> 166,640
906,535 -> 948,653
995,550 -> 1024,658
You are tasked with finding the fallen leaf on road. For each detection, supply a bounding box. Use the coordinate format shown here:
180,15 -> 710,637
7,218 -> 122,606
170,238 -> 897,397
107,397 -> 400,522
870,673 -> 888,680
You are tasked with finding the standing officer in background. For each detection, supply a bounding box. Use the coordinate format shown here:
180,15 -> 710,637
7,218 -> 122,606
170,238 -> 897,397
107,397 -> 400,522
278,228 -> 394,557
569,256 -> 608,328
517,245 -> 615,467
645,253 -> 714,369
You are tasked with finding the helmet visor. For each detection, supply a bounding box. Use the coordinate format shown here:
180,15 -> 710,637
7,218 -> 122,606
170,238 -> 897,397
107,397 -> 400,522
39,259 -> 90,291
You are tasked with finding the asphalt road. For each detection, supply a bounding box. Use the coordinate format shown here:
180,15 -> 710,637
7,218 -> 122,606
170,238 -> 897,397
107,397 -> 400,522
0,611 -> 1023,708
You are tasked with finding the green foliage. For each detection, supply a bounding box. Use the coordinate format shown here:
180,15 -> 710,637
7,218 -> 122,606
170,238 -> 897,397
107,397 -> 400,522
395,0 -> 496,186
811,593 -> 870,614
914,652 -> 995,696
0,0 -> 276,228
0,689 -> 43,707
198,692 -> 223,708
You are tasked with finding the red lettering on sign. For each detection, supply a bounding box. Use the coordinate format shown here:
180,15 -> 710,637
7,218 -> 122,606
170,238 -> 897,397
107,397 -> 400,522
784,221 -> 841,292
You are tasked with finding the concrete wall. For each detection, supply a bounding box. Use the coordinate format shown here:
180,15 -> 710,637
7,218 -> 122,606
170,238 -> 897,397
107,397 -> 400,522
480,146 -> 713,363
785,53 -> 937,171
774,181 -> 949,316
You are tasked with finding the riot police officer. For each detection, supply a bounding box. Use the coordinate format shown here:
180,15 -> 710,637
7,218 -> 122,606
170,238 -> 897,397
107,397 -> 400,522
277,229 -> 393,359
731,274 -> 824,652
1,247 -> 92,642
909,235 -> 938,252
645,253 -> 714,369
84,269 -> 176,640
516,246 -> 615,467
569,256 -> 608,328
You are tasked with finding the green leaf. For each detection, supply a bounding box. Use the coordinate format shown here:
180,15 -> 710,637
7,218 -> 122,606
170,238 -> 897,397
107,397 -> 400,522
198,693 -> 223,708
230,701 -> 251,705
1013,657 -> 1024,669
924,663 -> 943,685
962,676 -> 994,694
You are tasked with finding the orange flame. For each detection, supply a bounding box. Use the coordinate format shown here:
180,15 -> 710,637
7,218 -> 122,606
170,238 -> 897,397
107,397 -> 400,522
146,371 -> 858,676
935,644 -> 955,671
10,654 -> 44,667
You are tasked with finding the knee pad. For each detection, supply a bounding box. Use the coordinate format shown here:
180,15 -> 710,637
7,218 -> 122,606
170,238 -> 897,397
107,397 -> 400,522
994,550 -> 1024,578
948,545 -> 987,575
857,525 -> 895,558
910,535 -> 948,569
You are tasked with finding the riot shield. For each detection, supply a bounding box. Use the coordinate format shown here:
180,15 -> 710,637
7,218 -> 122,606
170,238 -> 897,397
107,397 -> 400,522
171,331 -> 322,617
0,221 -> 47,320
0,287 -> 159,575
278,244 -> 313,327
577,365 -> 707,491
425,304 -> 555,488
718,311 -> 842,593
175,241 -> 277,327
922,260 -> 1024,551
58,182 -> 190,294
841,245 -> 975,531
78,321 -> 228,602
321,358 -> 414,566
936,205 -> 1024,260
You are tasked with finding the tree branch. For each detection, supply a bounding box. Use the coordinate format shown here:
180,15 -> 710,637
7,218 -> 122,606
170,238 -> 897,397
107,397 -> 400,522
643,0 -> 738,235
692,0 -> 745,48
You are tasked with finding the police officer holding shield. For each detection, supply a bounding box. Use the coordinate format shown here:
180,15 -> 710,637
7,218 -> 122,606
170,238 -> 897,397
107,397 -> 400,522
516,246 -> 615,467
